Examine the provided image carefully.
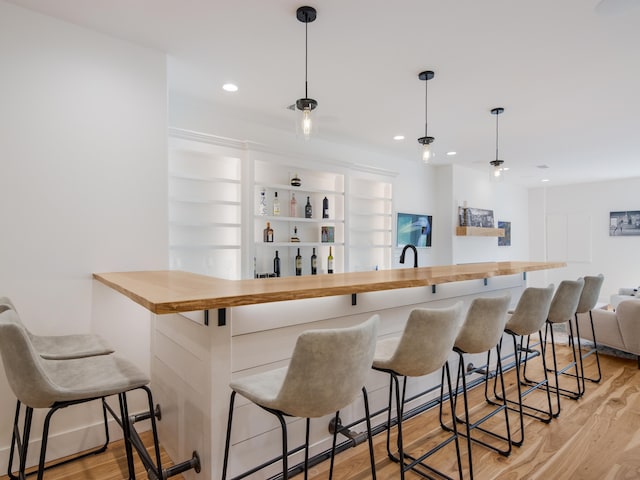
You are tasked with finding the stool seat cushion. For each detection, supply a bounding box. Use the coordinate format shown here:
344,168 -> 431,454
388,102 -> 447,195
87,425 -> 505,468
455,296 -> 511,354
230,367 -> 288,409
31,334 -> 115,360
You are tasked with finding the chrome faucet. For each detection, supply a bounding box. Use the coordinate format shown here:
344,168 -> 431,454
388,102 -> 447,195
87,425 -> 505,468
399,244 -> 418,268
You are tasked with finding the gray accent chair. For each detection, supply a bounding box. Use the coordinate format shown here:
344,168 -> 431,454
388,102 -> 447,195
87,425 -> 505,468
372,303 -> 464,480
497,285 -> 555,446
0,308 -> 161,480
441,295 -> 512,479
222,315 -> 379,480
574,298 -> 640,368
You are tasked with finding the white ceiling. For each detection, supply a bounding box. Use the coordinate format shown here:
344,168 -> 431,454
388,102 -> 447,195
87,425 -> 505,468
7,0 -> 640,187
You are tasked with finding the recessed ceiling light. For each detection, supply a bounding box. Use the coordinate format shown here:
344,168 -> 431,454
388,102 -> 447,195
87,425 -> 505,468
222,83 -> 238,92
393,135 -> 405,141
541,178 -> 550,182
446,151 -> 457,156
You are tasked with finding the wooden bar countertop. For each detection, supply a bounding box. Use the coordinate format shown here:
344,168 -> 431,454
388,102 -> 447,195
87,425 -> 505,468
93,261 -> 565,315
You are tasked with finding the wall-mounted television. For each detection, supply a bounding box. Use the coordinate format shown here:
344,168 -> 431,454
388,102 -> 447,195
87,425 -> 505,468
396,212 -> 432,248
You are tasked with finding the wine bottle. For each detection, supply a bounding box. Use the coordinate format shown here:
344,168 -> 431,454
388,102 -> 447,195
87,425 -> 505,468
273,192 -> 280,216
327,246 -> 334,274
322,196 -> 329,219
295,248 -> 302,276
273,251 -> 281,277
290,193 -> 297,217
311,248 -> 317,275
305,196 -> 312,218
263,222 -> 274,242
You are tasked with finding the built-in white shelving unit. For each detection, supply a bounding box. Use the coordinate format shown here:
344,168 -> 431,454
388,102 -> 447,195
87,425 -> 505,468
253,160 -> 345,277
347,175 -> 393,271
168,131 -> 244,279
168,130 -> 396,280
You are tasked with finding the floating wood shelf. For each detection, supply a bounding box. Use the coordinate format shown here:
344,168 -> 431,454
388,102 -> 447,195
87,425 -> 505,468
456,226 -> 505,237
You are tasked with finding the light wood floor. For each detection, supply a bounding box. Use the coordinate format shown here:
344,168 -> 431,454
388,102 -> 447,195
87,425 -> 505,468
3,345 -> 639,480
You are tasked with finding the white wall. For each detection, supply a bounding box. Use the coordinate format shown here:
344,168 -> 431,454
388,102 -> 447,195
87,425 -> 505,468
528,177 -> 640,301
451,165 -> 530,265
0,1 -> 167,468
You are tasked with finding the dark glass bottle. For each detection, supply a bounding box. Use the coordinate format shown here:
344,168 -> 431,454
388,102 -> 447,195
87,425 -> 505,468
263,222 -> 273,242
273,251 -> 281,277
311,248 -> 317,275
322,196 -> 329,219
305,196 -> 312,218
295,248 -> 302,276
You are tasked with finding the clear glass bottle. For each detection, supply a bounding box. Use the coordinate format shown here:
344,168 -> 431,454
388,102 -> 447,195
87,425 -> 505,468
273,192 -> 280,216
305,196 -> 312,219
295,248 -> 302,276
327,246 -> 334,274
258,188 -> 267,216
290,193 -> 297,217
311,248 -> 317,275
263,222 -> 273,242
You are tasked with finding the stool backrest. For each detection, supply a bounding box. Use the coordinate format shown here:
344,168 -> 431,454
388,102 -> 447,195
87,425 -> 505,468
275,314 -> 379,418
505,285 -> 555,336
383,303 -> 463,377
548,278 -> 585,324
0,309 -> 57,408
576,274 -> 604,314
455,295 -> 511,354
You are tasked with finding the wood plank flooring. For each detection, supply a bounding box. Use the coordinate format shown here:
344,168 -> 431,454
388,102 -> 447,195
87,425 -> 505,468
2,345 -> 638,479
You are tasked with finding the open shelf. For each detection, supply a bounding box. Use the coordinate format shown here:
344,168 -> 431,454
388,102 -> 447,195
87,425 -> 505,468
456,226 -> 505,237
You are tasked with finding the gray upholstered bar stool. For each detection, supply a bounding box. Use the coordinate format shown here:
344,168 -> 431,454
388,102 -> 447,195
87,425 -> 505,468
372,303 -> 464,480
572,274 -> 605,388
491,285 -> 555,446
523,278 -> 585,407
222,315 -> 379,480
1,297 -> 117,473
0,308 -> 162,480
441,295 -> 511,480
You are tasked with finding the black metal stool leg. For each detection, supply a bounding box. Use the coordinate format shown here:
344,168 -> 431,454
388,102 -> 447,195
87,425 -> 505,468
361,387 -> 377,480
118,393 -> 136,480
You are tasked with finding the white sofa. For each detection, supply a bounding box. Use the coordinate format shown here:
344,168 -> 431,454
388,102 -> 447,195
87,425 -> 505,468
574,299 -> 640,368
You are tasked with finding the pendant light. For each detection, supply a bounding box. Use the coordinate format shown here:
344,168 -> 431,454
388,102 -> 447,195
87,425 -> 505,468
490,107 -> 506,181
295,6 -> 317,140
417,70 -> 435,164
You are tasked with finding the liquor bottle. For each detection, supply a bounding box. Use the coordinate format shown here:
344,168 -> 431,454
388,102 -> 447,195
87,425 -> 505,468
305,196 -> 312,219
258,188 -> 267,216
290,193 -> 297,217
263,222 -> 274,242
327,246 -> 334,274
291,173 -> 301,187
290,225 -> 300,242
273,251 -> 281,277
295,248 -> 302,276
322,196 -> 329,219
273,192 -> 280,216
311,248 -> 317,275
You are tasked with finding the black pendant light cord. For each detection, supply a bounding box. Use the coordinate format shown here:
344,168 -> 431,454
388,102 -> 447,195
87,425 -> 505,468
304,15 -> 309,98
495,110 -> 499,161
424,76 -> 429,137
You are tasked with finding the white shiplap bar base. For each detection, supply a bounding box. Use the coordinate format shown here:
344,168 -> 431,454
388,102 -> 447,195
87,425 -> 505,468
151,274 -> 525,480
